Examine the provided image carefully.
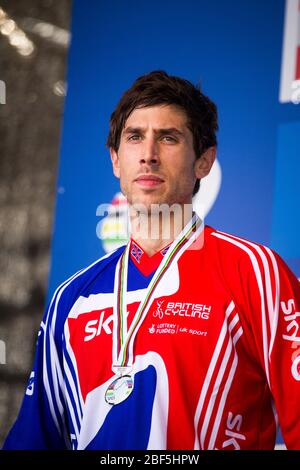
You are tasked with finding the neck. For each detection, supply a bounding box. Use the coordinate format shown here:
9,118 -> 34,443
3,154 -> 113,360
129,203 -> 193,256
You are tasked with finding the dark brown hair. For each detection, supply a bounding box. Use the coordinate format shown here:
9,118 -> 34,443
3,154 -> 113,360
106,70 -> 218,195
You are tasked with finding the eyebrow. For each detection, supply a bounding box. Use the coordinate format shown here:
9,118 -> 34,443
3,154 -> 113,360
122,126 -> 185,137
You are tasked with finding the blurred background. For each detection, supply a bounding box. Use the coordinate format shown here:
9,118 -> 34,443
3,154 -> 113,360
0,0 -> 71,445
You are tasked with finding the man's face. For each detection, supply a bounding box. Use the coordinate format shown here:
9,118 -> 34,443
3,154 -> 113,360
110,104 -> 213,210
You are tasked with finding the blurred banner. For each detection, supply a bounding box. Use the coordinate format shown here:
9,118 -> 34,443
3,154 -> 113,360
48,0 -> 300,446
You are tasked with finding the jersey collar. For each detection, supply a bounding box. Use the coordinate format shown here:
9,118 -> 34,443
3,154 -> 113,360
129,238 -> 171,277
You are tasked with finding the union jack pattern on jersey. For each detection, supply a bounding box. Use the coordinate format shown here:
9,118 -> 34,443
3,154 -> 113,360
3,224 -> 300,450
130,241 -> 143,263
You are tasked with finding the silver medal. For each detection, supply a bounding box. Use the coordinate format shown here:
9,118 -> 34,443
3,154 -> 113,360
105,375 -> 134,405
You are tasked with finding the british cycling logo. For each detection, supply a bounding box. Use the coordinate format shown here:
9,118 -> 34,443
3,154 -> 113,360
153,300 -> 165,319
153,300 -> 212,320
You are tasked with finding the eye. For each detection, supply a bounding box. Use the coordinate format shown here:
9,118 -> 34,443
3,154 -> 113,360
161,135 -> 177,142
128,134 -> 141,141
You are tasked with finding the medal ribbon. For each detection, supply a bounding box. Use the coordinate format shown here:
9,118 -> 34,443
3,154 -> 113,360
112,212 -> 203,375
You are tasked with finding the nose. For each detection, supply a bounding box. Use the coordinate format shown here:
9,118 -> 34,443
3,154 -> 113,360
139,136 -> 159,165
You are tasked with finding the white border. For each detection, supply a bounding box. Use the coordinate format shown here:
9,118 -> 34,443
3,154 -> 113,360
279,0 -> 299,103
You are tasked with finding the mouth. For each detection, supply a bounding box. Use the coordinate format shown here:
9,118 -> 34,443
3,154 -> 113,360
134,175 -> 165,188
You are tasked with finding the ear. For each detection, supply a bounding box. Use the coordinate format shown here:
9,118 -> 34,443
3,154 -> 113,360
194,146 -> 216,179
110,147 -> 120,179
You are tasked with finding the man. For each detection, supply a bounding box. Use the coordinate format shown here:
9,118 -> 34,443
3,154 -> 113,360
3,71 -> 300,450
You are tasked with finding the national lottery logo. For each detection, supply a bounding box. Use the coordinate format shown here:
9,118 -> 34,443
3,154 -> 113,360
147,322 -> 207,337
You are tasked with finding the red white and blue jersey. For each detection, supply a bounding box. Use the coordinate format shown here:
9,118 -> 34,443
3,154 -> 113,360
3,225 -> 300,450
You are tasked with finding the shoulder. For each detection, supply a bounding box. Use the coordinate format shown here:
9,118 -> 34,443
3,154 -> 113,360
45,246 -> 125,329
56,245 -> 125,300
204,225 -> 278,275
61,245 -> 125,294
203,225 -> 300,293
